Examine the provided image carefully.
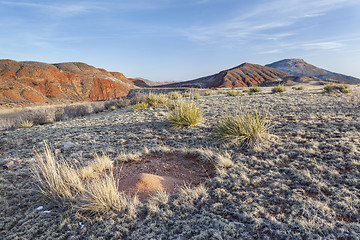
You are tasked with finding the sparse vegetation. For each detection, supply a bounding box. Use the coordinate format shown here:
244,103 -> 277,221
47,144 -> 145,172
132,101 -> 149,111
323,84 -> 350,94
145,93 -> 171,108
182,92 -> 190,97
192,93 -> 200,100
168,101 -> 203,127
225,90 -> 242,97
204,91 -> 215,96
31,144 -> 84,200
19,120 -> 34,128
249,87 -> 262,93
272,85 -> 286,93
214,111 -> 270,148
292,86 -> 305,90
109,106 -> 116,111
31,144 -> 137,215
168,91 -> 182,100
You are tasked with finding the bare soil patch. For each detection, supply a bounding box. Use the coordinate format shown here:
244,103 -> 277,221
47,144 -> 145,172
114,152 -> 215,201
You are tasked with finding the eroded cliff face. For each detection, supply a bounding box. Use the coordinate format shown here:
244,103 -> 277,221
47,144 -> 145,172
0,60 -> 134,107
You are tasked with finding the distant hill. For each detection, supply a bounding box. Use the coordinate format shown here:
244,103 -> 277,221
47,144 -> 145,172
0,59 -> 136,107
158,63 -> 292,88
266,59 -> 360,84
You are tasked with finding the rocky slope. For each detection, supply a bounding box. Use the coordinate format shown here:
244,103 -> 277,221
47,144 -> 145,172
158,63 -> 292,88
266,59 -> 360,84
0,60 -> 135,107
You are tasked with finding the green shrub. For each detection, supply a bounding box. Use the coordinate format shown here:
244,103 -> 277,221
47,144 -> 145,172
109,106 -> 116,111
168,102 -> 203,127
168,91 -> 182,100
214,111 -> 270,148
272,86 -> 286,93
145,93 -> 171,108
323,84 -> 350,94
225,90 -> 242,97
19,120 -> 34,128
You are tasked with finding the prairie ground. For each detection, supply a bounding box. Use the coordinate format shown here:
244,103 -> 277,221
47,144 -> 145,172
0,85 -> 359,239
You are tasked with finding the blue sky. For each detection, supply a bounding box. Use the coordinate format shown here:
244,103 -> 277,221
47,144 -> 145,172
0,0 -> 359,81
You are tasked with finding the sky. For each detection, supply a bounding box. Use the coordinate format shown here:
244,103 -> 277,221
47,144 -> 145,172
0,0 -> 359,81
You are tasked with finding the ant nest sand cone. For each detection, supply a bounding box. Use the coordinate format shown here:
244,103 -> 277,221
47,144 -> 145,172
115,152 -> 215,201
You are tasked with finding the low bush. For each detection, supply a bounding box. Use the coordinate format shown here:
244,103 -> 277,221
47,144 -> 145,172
214,111 -> 270,148
272,86 -> 286,93
225,90 -> 242,97
132,102 -> 149,111
168,91 -> 182,100
204,91 -> 215,96
145,93 -> 171,108
249,87 -> 262,93
192,93 -> 200,100
292,86 -> 305,90
168,101 -> 203,127
323,84 -> 350,94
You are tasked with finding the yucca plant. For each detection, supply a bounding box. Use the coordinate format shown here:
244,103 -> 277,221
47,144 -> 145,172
168,101 -> 203,127
214,111 -> 270,148
272,85 -> 286,93
19,120 -> 34,128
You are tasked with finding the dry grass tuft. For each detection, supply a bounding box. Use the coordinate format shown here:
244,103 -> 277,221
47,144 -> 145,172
19,120 -> 34,128
80,155 -> 113,179
225,90 -> 242,97
76,173 -> 139,216
214,111 -> 270,148
31,144 -> 84,200
168,101 -> 203,127
168,91 -> 182,100
32,144 -> 138,216
132,102 -> 149,111
145,93 -> 171,108
272,85 -> 286,93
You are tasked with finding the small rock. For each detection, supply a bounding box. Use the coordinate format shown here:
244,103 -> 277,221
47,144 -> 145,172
2,161 -> 14,169
37,206 -> 44,210
54,149 -> 62,155
60,142 -> 75,150
43,210 -> 51,214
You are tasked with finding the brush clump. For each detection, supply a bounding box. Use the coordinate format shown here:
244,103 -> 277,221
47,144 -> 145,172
214,111 -> 270,148
168,101 -> 203,127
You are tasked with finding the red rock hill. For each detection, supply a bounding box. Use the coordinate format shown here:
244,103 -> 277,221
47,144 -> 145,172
158,63 -> 292,88
0,59 -> 135,106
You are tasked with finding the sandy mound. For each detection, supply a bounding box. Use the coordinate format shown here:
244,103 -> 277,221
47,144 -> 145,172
118,173 -> 184,201
114,153 -> 215,201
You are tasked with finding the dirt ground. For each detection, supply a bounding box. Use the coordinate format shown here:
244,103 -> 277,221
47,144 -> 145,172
1,85 -> 359,239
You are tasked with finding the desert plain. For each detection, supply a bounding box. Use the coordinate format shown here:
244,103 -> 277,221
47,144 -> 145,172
0,85 -> 359,239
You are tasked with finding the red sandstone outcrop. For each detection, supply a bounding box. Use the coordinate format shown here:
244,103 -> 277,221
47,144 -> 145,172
0,59 -> 134,106
158,63 -> 292,88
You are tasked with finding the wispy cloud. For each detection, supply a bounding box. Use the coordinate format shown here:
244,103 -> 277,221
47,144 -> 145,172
303,42 -> 344,50
182,0 -> 360,45
0,1 -> 103,17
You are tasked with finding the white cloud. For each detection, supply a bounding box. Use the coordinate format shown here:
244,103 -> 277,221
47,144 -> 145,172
182,0 -> 360,45
303,42 -> 344,50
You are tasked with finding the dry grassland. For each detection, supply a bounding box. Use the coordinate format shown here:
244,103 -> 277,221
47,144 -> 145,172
0,85 -> 359,239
